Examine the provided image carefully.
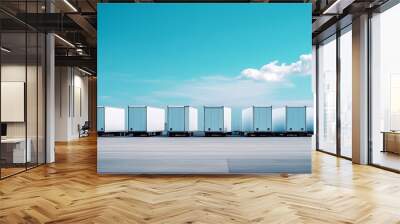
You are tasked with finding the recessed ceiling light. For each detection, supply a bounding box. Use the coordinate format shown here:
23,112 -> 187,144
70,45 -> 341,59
1,47 -> 11,53
54,34 -> 75,48
322,0 -> 353,15
78,67 -> 93,76
63,0 -> 78,12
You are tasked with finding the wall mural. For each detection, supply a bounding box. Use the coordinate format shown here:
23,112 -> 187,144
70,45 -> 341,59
97,3 -> 313,174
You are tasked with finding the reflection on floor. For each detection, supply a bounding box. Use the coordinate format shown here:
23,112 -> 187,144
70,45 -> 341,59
373,151 -> 400,170
0,162 -> 42,178
98,137 -> 311,174
0,167 -> 25,178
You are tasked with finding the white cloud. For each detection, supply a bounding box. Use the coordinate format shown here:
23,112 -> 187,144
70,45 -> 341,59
241,53 -> 312,82
139,75 -> 308,108
127,53 -> 313,107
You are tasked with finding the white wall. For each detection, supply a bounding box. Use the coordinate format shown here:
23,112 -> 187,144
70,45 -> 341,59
55,67 -> 69,141
70,73 -> 89,138
55,67 -> 89,141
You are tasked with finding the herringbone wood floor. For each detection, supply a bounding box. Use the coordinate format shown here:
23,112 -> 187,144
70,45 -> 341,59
1,136 -> 400,224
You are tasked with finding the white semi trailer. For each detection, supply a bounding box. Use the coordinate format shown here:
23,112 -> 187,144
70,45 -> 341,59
97,106 -> 126,135
272,106 -> 308,136
242,106 -> 272,136
203,106 -> 231,136
306,106 -> 314,135
167,106 -> 198,136
128,106 -> 165,136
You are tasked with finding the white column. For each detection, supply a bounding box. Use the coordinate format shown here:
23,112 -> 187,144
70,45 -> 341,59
352,14 -> 369,164
46,32 -> 55,163
45,0 -> 56,163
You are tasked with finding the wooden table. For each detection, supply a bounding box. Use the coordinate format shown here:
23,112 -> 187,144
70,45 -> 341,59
382,131 -> 400,154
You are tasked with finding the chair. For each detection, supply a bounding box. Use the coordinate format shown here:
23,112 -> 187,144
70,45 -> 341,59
79,121 -> 90,138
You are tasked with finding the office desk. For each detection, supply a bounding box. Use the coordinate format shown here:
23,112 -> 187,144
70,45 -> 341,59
382,131 -> 400,154
1,138 -> 31,163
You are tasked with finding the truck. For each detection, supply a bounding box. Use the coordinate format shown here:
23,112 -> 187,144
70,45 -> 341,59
128,106 -> 165,136
306,106 -> 314,135
272,106 -> 307,136
97,106 -> 126,136
167,106 -> 198,136
203,106 -> 231,136
241,106 -> 272,136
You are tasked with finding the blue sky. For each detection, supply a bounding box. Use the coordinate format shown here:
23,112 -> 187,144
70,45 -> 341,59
98,3 -> 312,130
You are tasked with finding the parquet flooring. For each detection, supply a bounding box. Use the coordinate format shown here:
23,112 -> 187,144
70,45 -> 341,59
1,136 -> 400,224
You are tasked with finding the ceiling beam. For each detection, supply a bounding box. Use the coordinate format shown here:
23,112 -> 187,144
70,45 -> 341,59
67,13 -> 97,45
55,55 -> 96,73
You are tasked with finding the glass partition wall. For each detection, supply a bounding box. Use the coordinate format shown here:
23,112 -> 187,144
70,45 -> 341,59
0,31 -> 27,177
0,3 -> 46,179
316,26 -> 353,159
370,3 -> 400,171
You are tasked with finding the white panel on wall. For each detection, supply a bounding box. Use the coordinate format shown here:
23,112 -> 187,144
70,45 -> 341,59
1,82 -> 25,122
75,87 -> 82,118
